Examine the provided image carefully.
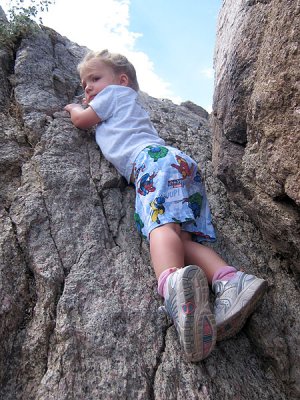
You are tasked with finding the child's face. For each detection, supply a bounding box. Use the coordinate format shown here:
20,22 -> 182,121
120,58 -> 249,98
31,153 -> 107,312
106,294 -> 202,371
81,59 -> 122,103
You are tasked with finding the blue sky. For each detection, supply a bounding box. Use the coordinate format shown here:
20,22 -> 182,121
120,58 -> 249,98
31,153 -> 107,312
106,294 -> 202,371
129,0 -> 222,110
4,0 -> 222,111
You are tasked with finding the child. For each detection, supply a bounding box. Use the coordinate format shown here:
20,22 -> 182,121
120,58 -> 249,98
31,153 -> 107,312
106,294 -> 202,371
64,49 -> 267,362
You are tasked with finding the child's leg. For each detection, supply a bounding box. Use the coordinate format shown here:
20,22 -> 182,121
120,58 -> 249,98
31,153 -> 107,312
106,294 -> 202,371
150,223 -> 216,361
179,231 -> 267,342
149,223 -> 184,279
150,224 -> 233,300
180,231 -> 231,284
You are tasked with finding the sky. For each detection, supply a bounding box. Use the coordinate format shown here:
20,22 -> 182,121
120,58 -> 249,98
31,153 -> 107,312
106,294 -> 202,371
4,0 -> 222,111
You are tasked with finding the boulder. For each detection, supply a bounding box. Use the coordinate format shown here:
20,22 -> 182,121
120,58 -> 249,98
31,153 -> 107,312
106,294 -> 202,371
0,3 -> 299,399
212,0 -> 300,397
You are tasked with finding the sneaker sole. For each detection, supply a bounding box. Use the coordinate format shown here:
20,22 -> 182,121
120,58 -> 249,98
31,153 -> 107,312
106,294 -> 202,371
170,265 -> 216,362
216,278 -> 267,342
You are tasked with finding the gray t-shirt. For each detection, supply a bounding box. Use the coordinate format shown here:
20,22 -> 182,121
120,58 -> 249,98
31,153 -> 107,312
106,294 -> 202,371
89,85 -> 165,182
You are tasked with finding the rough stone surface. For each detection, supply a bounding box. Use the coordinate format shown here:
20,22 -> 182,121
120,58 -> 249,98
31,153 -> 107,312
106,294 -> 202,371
212,0 -> 300,270
0,4 -> 299,400
180,101 -> 209,120
212,0 -> 300,397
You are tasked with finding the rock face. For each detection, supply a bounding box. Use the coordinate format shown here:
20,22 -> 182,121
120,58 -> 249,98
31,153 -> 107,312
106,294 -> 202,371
0,3 -> 299,400
212,0 -> 300,269
212,0 -> 300,397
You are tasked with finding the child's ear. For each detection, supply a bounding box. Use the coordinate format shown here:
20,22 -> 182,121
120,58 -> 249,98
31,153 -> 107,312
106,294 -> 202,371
119,74 -> 129,87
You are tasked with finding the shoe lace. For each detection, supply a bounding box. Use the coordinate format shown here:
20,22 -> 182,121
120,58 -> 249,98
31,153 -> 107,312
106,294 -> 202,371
212,280 -> 227,297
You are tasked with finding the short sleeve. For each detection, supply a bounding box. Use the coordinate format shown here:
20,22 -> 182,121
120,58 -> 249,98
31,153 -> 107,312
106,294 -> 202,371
89,86 -> 117,121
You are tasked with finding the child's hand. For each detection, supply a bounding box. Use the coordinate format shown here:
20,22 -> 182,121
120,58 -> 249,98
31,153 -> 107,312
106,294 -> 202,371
63,103 -> 101,129
64,103 -> 83,113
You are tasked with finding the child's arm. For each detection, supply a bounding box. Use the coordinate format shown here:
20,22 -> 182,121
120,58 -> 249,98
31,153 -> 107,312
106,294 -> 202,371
64,103 -> 101,130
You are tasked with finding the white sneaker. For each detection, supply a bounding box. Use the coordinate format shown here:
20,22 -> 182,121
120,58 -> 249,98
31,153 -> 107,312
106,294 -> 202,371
161,265 -> 216,362
213,272 -> 267,341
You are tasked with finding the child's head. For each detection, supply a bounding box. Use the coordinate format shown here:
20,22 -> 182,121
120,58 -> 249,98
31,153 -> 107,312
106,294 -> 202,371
78,49 -> 139,94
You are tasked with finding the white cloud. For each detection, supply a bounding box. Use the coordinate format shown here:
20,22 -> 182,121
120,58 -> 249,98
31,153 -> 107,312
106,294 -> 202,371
40,0 -> 181,103
127,51 -> 182,103
199,67 -> 214,79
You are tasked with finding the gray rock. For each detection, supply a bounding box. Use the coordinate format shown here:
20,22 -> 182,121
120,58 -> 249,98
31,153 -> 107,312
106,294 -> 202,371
0,5 -> 299,400
180,100 -> 209,120
0,48 -> 12,108
212,0 -> 300,397
212,0 -> 300,260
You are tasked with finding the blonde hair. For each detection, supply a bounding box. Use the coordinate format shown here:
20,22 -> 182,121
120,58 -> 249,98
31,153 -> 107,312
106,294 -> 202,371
78,49 -> 139,92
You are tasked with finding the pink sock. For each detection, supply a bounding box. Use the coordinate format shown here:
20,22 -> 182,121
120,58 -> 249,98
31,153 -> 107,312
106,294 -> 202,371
212,266 -> 237,286
157,267 -> 178,298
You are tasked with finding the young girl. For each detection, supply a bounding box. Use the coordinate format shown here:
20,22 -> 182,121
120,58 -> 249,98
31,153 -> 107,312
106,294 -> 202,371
65,49 -> 267,362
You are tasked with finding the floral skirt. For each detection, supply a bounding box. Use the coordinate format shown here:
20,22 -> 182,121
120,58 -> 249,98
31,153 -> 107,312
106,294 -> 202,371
132,145 -> 216,242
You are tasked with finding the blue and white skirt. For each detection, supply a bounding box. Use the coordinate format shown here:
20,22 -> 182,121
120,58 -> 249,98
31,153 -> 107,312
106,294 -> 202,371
132,145 -> 216,242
